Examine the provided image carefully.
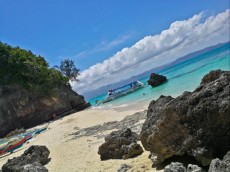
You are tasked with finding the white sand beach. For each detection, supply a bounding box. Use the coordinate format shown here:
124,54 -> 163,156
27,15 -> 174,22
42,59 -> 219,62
0,104 -> 163,172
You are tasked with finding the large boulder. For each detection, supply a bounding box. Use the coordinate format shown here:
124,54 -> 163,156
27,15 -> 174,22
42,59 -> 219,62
0,85 -> 90,138
2,145 -> 50,172
98,128 -> 143,160
147,73 -> 167,87
140,70 -> 230,166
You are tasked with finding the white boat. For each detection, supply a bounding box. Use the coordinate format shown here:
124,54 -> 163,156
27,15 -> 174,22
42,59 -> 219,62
101,81 -> 145,104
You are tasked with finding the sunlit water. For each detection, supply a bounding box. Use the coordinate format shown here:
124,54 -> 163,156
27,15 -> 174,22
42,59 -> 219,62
89,43 -> 230,109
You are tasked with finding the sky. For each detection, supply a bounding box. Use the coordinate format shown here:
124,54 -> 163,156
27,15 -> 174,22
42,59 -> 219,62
0,0 -> 229,94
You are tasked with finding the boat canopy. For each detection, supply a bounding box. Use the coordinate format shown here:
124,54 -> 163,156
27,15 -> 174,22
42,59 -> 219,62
111,81 -> 139,92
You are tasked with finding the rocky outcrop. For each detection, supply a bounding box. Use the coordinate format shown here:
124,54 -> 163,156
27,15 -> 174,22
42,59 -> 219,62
164,162 -> 205,172
2,145 -> 50,172
147,73 -> 167,87
208,151 -> 230,172
0,85 -> 90,138
98,128 -> 143,160
140,70 -> 230,166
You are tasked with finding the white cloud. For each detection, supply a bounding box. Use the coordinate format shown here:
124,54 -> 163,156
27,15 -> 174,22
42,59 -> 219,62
72,9 -> 230,94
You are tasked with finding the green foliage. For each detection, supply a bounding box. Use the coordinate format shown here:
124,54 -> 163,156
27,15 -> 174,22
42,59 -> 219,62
0,42 -> 69,95
59,59 -> 80,82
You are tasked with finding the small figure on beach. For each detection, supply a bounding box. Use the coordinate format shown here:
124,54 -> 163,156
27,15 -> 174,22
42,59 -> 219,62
52,113 -> 56,120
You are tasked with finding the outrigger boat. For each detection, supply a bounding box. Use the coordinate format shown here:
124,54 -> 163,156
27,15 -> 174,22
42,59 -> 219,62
0,135 -> 32,155
0,123 -> 49,149
100,81 -> 145,104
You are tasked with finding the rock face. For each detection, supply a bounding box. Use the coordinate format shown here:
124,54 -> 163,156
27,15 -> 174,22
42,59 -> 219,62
0,85 -> 90,138
147,73 -> 167,87
140,70 -> 230,166
2,145 -> 50,172
98,128 -> 143,160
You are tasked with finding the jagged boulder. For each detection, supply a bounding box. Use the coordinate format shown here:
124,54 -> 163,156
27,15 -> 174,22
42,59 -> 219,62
98,128 -> 143,160
147,73 -> 167,87
2,145 -> 50,172
208,151 -> 230,172
140,70 -> 230,166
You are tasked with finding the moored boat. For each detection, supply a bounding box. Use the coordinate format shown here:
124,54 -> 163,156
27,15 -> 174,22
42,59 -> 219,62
101,81 -> 145,104
0,123 -> 49,149
0,135 -> 32,155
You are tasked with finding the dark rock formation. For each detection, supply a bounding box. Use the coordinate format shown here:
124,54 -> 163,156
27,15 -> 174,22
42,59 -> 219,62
208,151 -> 230,172
117,164 -> 132,172
164,162 -> 186,172
140,70 -> 230,166
2,145 -> 50,172
147,73 -> 167,87
0,85 -> 90,138
98,128 -> 143,160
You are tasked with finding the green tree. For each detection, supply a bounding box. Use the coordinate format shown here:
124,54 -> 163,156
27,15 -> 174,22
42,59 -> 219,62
0,42 -> 69,96
59,59 -> 80,82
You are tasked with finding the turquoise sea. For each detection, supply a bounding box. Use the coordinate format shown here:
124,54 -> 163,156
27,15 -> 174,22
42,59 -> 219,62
89,43 -> 230,108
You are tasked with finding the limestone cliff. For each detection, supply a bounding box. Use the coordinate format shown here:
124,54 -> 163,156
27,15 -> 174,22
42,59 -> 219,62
0,85 -> 90,138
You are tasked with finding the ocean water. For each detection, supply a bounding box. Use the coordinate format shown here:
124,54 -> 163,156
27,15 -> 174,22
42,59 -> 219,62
89,43 -> 230,108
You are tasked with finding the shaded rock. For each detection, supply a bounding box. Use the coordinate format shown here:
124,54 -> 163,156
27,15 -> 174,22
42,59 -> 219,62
2,145 -> 50,172
98,128 -> 143,160
208,151 -> 230,172
147,73 -> 167,87
187,164 -> 204,172
117,164 -> 132,172
140,70 -> 230,166
122,142 -> 144,159
0,84 -> 90,138
164,162 -> 186,172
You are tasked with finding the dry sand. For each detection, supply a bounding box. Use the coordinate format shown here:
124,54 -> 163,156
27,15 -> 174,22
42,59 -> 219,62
0,104 -> 163,172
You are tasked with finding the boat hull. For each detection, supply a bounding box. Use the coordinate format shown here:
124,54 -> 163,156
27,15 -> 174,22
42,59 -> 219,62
0,135 -> 31,155
102,84 -> 144,104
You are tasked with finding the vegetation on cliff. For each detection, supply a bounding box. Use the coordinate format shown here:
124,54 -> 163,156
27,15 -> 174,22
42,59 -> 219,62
0,42 -> 77,95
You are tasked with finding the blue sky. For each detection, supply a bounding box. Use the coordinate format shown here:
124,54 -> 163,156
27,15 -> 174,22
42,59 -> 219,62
0,0 -> 229,93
